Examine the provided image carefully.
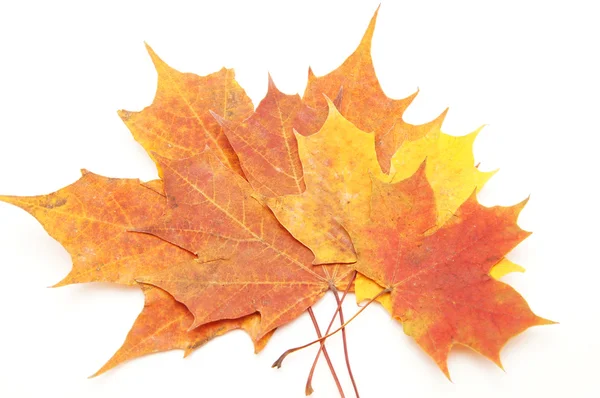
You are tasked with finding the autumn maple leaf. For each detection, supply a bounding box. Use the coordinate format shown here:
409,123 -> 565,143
210,75 -> 310,198
0,171 -> 193,286
299,6 -> 446,173
119,44 -> 253,177
0,171 -> 272,373
135,151 -> 353,338
351,163 -> 552,377
265,100 -> 492,264
0,40 -> 309,376
93,285 -> 272,377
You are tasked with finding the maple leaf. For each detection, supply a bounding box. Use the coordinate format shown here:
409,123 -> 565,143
354,257 -> 527,320
265,103 -> 383,264
135,152 -> 352,338
211,75 -> 308,197
350,163 -> 552,377
387,123 -> 496,226
93,285 -> 273,377
299,6 -> 445,172
119,44 -> 253,177
355,122 -> 499,306
266,101 -> 490,266
0,171 -> 277,373
0,171 -> 193,286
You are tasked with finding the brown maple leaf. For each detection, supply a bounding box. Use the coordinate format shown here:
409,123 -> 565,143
136,152 -> 352,338
119,44 -> 253,177
350,163 -> 553,377
299,6 -> 445,172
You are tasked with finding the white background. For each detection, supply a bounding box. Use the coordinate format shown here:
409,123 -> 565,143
0,0 -> 597,397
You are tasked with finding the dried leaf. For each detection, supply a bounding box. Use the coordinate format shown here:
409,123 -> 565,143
266,102 -> 382,264
355,258 -> 527,315
212,75 -> 309,197
136,152 -> 352,338
119,44 -> 253,176
351,164 -> 552,377
93,285 -> 272,377
300,7 -> 443,172
0,172 -> 193,286
387,122 -> 496,226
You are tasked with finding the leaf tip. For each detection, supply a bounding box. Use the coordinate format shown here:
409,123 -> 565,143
0,195 -> 14,205
323,95 -> 342,120
117,109 -> 133,122
435,107 -> 449,127
414,157 -> 428,177
537,316 -> 558,326
512,195 -> 531,216
333,86 -> 344,108
209,109 -> 227,127
50,276 -> 71,288
267,72 -> 276,92
358,4 -> 381,52
144,42 -> 169,73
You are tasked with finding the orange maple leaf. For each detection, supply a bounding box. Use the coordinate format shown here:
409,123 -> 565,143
351,163 -> 553,377
0,171 -> 270,373
211,76 -> 308,197
119,44 -> 253,177
136,152 -> 352,338
0,171 -> 193,286
93,285 -> 273,377
300,6 -> 445,172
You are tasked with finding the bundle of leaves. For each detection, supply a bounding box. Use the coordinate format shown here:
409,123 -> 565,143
0,8 -> 552,397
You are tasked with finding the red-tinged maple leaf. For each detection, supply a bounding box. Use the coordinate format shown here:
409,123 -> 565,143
93,285 -> 273,377
135,152 -> 352,338
119,44 -> 253,177
0,171 -> 277,374
0,171 -> 194,286
299,6 -> 445,172
350,162 -> 553,377
212,75 -> 343,198
210,75 -> 307,197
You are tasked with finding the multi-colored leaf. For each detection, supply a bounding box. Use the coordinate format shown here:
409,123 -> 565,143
266,101 -> 493,266
119,44 -> 253,176
211,75 -> 309,197
299,7 -> 445,173
135,152 -> 352,339
93,285 -> 273,377
0,171 -> 193,286
350,164 -> 552,376
0,6 -> 553,394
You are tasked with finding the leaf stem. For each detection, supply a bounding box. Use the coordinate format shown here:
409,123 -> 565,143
273,283 -> 389,369
306,307 -> 345,397
305,271 -> 357,396
332,287 -> 360,398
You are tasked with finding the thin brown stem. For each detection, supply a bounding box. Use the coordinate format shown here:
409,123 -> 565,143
273,286 -> 390,369
332,288 -> 360,398
306,271 -> 357,395
306,307 -> 345,397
